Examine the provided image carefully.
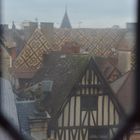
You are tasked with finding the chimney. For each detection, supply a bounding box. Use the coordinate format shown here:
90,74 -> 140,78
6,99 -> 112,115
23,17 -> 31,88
40,22 -> 54,47
126,23 -> 136,32
23,22 -> 38,39
117,50 -> 131,73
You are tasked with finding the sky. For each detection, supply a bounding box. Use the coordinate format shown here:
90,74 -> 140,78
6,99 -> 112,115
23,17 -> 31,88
2,0 -> 137,28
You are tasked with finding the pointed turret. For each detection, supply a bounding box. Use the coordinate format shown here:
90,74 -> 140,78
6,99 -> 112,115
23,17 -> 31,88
60,7 -> 72,28
12,21 -> 16,31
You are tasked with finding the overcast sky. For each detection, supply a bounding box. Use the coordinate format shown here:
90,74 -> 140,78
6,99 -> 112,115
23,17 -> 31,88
3,0 -> 137,28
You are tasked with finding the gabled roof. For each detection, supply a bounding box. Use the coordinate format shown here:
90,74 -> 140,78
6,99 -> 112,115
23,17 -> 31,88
60,9 -> 72,28
3,26 -> 25,54
46,56 -> 125,128
29,52 -> 89,116
110,71 -> 135,115
0,78 -> 19,129
14,28 -> 126,74
18,53 -> 123,119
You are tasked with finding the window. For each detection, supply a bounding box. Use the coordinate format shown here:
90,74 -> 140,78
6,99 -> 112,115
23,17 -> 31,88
81,95 -> 98,111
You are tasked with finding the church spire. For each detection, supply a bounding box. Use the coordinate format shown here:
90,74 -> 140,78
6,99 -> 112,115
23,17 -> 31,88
60,7 -> 72,29
12,21 -> 16,31
12,21 -> 16,30
65,4 -> 67,13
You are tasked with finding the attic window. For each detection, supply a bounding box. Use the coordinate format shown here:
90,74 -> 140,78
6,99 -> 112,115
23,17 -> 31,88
81,95 -> 98,111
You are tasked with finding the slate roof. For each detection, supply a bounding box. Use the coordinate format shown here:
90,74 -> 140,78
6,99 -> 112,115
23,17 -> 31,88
26,52 -> 90,116
13,28 -> 51,74
3,28 -> 25,55
16,101 -> 36,134
110,70 -> 135,115
0,78 -> 19,129
53,28 -> 126,54
17,54 -> 121,94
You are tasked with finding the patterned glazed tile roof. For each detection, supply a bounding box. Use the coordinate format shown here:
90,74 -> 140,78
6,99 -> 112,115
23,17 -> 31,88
14,28 -> 126,73
3,28 -> 25,56
14,28 -> 50,73
0,78 -> 19,129
53,28 -> 126,56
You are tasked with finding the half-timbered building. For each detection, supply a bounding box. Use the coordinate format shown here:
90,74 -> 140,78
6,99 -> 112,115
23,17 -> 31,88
16,52 -> 126,140
46,56 -> 124,140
